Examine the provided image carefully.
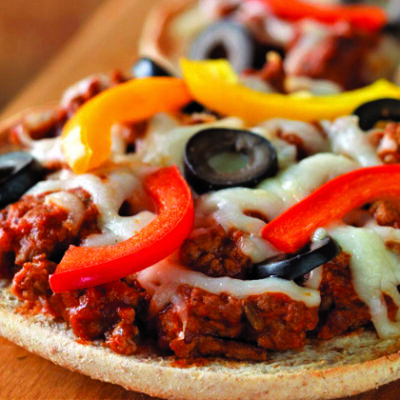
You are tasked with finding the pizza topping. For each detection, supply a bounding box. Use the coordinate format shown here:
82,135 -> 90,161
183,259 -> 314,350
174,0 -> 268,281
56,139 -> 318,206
61,77 -> 192,174
181,58 -> 400,123
157,286 -> 318,359
49,166 -> 194,293
137,260 -> 320,311
131,57 -> 172,78
353,98 -> 400,130
377,122 -> 400,164
179,226 -> 252,279
0,152 -> 45,209
262,165 -> 400,253
254,235 -> 340,280
189,20 -> 265,73
317,251 -> 372,340
329,226 -> 400,339
183,127 -> 278,193
247,0 -> 387,32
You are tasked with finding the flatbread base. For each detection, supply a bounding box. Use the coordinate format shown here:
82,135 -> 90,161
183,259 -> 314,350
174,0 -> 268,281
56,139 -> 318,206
1,287 -> 400,400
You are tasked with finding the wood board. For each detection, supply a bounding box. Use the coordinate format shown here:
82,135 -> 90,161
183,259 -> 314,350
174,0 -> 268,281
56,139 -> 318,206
0,0 -> 400,399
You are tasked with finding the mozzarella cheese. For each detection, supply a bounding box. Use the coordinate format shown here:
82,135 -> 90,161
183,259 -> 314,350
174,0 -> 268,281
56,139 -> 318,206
330,226 -> 400,339
137,259 -> 320,311
28,166 -> 155,247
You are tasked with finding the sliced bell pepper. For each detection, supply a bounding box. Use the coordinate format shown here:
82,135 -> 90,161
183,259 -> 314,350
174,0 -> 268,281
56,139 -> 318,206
49,166 -> 194,293
181,59 -> 400,124
62,77 -> 192,174
248,0 -> 387,32
262,165 -> 400,253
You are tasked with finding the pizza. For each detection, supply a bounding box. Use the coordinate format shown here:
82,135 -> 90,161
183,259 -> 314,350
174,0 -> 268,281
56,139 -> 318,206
1,2 -> 400,398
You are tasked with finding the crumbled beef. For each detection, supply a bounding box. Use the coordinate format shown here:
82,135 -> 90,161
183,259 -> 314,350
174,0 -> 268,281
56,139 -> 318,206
376,123 -> 400,164
370,199 -> 400,229
179,226 -> 252,279
64,70 -> 127,116
119,120 -> 149,153
54,280 -> 146,355
157,285 -> 318,360
11,255 -> 56,301
318,252 -> 371,339
243,52 -> 286,93
286,24 -> 376,90
9,71 -> 128,159
0,189 -> 99,268
10,108 -> 67,145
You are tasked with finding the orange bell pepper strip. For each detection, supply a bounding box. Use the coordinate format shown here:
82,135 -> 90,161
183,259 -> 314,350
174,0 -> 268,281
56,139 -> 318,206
49,166 -> 194,292
62,77 -> 192,174
262,165 -> 400,253
181,59 -> 400,124
249,0 -> 387,32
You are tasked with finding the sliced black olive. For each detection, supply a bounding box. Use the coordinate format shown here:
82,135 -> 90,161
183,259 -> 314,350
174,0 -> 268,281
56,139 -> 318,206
184,128 -> 278,193
0,152 -> 45,209
353,98 -> 400,130
253,236 -> 340,281
131,57 -> 172,78
189,20 -> 267,72
383,21 -> 400,36
181,101 -> 206,115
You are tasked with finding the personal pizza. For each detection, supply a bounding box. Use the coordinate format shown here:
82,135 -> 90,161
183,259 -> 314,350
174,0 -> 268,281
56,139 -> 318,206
1,3 -> 400,398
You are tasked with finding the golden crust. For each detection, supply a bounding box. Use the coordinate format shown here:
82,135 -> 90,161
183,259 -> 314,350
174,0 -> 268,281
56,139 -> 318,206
139,0 -> 202,72
1,288 -> 400,400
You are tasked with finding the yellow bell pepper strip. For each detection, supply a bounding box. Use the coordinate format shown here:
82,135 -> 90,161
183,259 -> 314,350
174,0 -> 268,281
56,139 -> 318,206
62,77 -> 192,174
262,165 -> 400,253
248,0 -> 387,32
181,59 -> 400,124
49,166 -> 194,293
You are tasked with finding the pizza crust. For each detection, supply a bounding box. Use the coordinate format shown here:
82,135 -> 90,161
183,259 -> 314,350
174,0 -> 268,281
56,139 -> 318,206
139,0 -> 202,73
1,287 -> 400,400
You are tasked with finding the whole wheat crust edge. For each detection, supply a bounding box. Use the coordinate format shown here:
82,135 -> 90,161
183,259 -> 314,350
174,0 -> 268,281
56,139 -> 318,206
1,288 -> 400,400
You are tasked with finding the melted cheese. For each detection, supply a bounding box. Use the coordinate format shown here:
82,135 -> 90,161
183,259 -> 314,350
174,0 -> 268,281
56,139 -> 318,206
258,153 -> 357,206
28,166 -> 155,247
137,259 -> 320,312
323,116 -> 382,166
330,226 -> 400,339
256,118 -> 329,156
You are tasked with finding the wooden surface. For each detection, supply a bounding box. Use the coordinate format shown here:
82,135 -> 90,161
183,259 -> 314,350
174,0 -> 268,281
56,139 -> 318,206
1,0 -> 400,399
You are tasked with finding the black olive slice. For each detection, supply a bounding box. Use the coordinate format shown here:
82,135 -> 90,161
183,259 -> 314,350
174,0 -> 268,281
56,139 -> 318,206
184,128 -> 278,193
181,101 -> 206,115
353,98 -> 400,130
131,57 -> 172,78
383,21 -> 400,36
189,20 -> 264,73
253,236 -> 340,281
0,152 -> 45,209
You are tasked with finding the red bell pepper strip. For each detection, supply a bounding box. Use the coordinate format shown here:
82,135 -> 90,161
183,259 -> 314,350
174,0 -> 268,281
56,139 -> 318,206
248,0 -> 387,32
262,165 -> 400,253
49,166 -> 194,293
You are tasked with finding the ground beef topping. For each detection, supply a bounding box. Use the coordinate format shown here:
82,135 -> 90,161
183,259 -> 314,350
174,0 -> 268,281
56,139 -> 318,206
376,122 -> 400,164
157,285 -> 318,360
286,24 -> 376,90
52,279 -> 148,355
317,252 -> 371,339
179,226 -> 252,279
370,198 -> 400,229
0,188 -> 99,269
